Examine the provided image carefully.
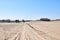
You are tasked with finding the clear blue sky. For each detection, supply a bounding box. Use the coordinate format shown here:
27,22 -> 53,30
0,0 -> 60,20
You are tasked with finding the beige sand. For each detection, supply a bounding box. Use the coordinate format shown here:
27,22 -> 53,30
0,21 -> 60,40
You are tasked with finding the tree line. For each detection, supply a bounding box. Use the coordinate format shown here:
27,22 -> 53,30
0,18 -> 52,23
0,19 -> 20,23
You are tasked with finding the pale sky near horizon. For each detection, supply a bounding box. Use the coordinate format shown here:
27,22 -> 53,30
0,0 -> 60,20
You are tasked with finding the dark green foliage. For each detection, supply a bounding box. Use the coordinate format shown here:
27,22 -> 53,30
15,20 -> 20,22
1,19 -> 10,22
22,19 -> 25,22
40,18 -> 51,21
2,20 -> 5,22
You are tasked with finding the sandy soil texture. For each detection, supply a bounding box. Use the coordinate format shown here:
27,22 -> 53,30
0,21 -> 60,40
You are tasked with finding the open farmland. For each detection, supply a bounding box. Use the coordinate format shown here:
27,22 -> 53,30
0,21 -> 60,40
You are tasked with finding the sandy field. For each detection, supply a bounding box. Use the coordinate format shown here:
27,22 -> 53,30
0,21 -> 60,40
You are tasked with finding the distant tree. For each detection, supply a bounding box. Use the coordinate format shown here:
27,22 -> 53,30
6,19 -> 10,22
2,19 -> 11,22
22,19 -> 25,22
2,20 -> 5,22
15,20 -> 20,22
40,18 -> 51,21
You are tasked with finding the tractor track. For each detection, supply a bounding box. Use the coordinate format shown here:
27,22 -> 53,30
0,22 -> 60,40
26,23 -> 58,40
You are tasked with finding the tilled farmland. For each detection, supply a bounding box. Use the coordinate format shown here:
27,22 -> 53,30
0,21 -> 60,40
